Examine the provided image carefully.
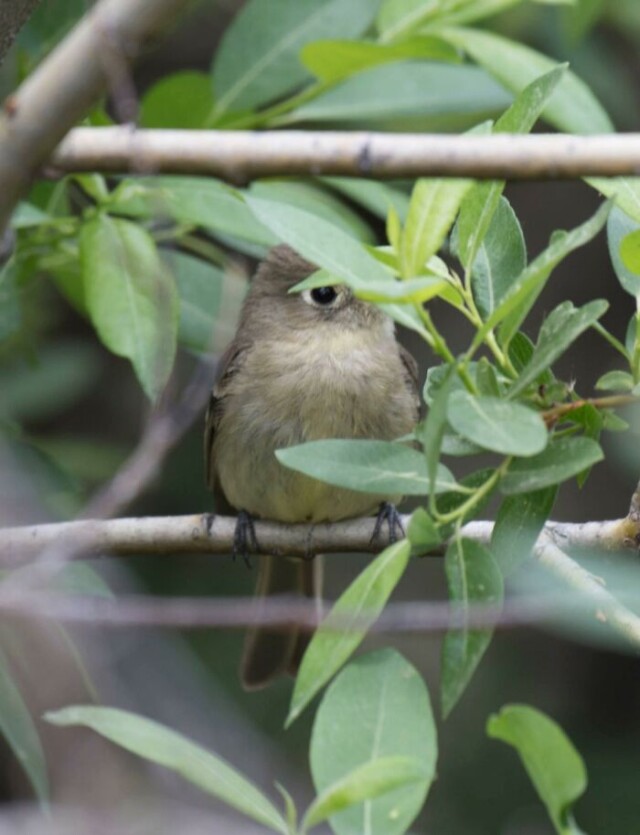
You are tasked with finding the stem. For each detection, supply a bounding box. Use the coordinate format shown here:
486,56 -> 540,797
544,394 -> 640,427
435,460 -> 510,526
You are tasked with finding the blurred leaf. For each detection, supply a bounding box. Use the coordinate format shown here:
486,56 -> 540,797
480,200 -> 611,350
590,178 -> 640,226
620,230 -> 640,275
276,439 -> 459,496
286,62 -> 512,125
407,507 -> 442,552
607,206 -> 640,296
441,538 -> 503,718
447,392 -> 547,456
439,27 -> 612,134
508,300 -> 608,398
501,437 -> 604,494
45,706 -> 288,834
418,365 -> 455,496
301,36 -> 459,82
52,563 -> 113,599
287,542 -> 411,726
140,71 -> 214,129
467,196 -> 527,319
110,177 -> 276,248
80,215 -> 179,400
250,179 -> 374,242
212,0 -> 377,116
491,487 -> 557,576
309,649 -> 437,835
17,0 -> 84,61
0,648 -> 48,805
11,203 -> 50,229
33,436 -> 127,484
161,251 -> 224,353
323,177 -> 410,222
0,341 -> 102,422
595,370 -> 635,392
0,258 -> 22,343
487,704 -> 587,835
302,756 -> 424,832
401,176 -> 474,278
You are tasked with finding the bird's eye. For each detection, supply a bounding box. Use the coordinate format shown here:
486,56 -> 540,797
303,286 -> 338,307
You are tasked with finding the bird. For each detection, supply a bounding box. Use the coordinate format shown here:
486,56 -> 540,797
205,244 -> 419,689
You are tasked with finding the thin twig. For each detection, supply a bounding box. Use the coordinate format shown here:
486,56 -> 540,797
50,128 -> 640,181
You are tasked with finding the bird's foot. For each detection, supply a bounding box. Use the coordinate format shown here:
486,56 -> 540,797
371,502 -> 405,546
233,510 -> 258,569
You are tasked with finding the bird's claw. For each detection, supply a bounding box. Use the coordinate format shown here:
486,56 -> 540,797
371,502 -> 405,546
233,510 -> 258,569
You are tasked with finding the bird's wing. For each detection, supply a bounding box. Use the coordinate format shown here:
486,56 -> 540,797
204,340 -> 250,493
399,343 -> 421,421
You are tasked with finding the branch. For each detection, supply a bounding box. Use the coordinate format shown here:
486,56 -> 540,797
0,513 -> 636,568
49,128 -> 640,181
0,0 -> 192,232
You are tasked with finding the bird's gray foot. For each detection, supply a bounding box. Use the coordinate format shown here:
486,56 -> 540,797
233,510 -> 258,569
371,502 -> 405,546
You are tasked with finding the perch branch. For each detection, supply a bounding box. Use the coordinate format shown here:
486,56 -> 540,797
49,128 -> 640,181
0,0 -> 192,233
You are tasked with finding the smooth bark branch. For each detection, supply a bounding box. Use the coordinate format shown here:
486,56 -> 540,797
0,0 -> 192,232
0,0 -> 42,64
0,513 -> 636,568
51,128 -> 640,181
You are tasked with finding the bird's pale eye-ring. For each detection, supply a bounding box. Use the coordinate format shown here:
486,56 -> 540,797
301,286 -> 339,307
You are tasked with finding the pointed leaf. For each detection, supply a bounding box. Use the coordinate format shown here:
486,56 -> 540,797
487,704 -> 587,835
607,206 -> 640,297
508,300 -> 608,397
287,541 -> 411,725
212,0 -> 378,115
80,216 -> 178,400
310,649 -> 437,835
276,439 -> 458,496
418,365 -> 455,495
45,706 -> 288,834
447,392 -> 547,456
501,437 -> 604,494
441,538 -> 503,717
0,648 -> 48,805
491,487 -> 557,576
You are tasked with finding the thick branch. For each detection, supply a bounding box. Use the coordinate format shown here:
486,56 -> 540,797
0,0 -> 192,232
50,128 -> 640,181
0,513 -> 636,568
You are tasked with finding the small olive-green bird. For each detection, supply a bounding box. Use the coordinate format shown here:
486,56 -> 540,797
205,245 -> 419,689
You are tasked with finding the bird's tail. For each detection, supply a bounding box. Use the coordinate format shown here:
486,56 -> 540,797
241,554 -> 322,690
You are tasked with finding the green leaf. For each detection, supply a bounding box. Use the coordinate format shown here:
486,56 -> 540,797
0,648 -> 48,805
491,487 -> 557,576
309,649 -> 437,835
447,392 -> 547,456
501,437 -> 604,494
140,71 -> 214,129
487,704 -> 587,835
595,370 -> 635,392
11,202 -> 50,228
457,66 -> 565,272
286,62 -> 512,126
79,216 -> 179,400
0,258 -> 22,343
607,206 -> 640,296
401,176 -> 474,278
163,251 -> 224,353
474,201 -> 611,350
620,230 -> 640,275
211,0 -> 377,116
508,300 -> 608,398
466,196 -> 527,319
590,177 -> 640,227
302,756 -> 425,832
287,542 -> 411,726
45,706 -> 288,834
323,177 -> 410,222
250,179 -> 374,243
52,563 -> 113,599
247,195 -> 394,288
441,538 -> 503,718
301,36 -> 459,82
407,507 -> 442,553
418,365 -> 456,495
276,439 -> 459,496
110,177 -> 276,248
439,27 -> 612,134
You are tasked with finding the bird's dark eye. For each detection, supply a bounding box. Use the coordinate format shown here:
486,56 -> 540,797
310,286 -> 338,305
